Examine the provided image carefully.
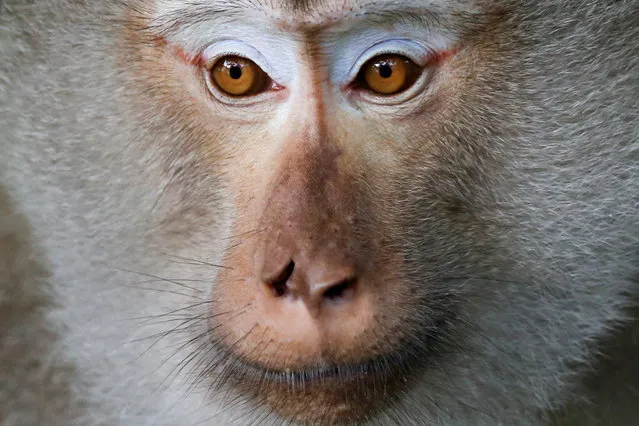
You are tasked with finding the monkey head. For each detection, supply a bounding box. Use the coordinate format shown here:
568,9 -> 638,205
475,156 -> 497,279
2,0 -> 637,425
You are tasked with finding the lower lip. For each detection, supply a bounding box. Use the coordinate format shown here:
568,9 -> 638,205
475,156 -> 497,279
236,352 -> 410,386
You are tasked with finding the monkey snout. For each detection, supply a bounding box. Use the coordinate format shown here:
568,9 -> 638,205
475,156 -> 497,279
209,209 -> 415,424
234,212 -> 379,353
210,203 -> 399,373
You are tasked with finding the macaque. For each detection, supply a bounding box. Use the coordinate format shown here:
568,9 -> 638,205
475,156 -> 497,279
0,0 -> 637,425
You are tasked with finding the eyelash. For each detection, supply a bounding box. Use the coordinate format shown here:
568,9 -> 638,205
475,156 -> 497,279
346,47 -> 434,82
203,51 -> 248,70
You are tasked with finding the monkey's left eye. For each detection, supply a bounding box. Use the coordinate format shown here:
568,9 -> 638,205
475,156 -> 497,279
209,55 -> 270,97
356,54 -> 422,96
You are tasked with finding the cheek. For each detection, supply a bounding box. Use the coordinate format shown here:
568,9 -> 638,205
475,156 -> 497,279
115,38 -> 252,249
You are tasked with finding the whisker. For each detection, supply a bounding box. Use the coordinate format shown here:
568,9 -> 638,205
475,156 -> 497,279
125,285 -> 205,300
114,266 -> 206,293
161,253 -> 234,270
126,301 -> 212,323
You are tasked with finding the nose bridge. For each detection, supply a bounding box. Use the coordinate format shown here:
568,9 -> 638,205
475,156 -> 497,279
289,35 -> 329,148
266,131 -> 345,254
273,37 -> 339,234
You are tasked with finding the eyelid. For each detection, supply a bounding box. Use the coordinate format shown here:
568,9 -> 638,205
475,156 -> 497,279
201,40 -> 280,82
346,39 -> 433,84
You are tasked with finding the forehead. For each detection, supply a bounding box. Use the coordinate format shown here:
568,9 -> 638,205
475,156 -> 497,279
279,0 -> 334,12
154,0 -> 456,28
275,0 -> 392,15
228,0 -> 402,11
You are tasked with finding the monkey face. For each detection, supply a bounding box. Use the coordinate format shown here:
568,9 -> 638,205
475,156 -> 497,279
119,1 -> 507,423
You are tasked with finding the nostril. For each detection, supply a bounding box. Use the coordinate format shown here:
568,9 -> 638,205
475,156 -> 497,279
267,261 -> 295,297
271,280 -> 287,297
322,277 -> 357,301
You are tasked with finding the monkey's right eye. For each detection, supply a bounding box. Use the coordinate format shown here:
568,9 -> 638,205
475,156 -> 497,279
209,56 -> 270,97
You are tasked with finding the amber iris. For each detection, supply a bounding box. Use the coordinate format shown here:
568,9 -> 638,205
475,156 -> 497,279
360,54 -> 421,96
211,56 -> 268,96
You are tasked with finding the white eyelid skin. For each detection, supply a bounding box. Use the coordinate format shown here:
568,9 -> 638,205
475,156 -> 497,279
346,39 -> 432,83
201,40 -> 284,85
331,32 -> 457,86
157,17 -> 299,88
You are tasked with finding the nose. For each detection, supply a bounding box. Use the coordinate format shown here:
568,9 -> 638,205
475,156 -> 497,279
253,163 -> 363,315
252,126 -> 365,316
260,249 -> 359,311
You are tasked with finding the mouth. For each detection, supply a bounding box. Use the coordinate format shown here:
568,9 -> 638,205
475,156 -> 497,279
206,320 -> 451,425
234,347 -> 413,385
219,349 -> 415,424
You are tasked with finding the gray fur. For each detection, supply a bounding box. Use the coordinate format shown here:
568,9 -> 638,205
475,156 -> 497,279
0,0 -> 637,425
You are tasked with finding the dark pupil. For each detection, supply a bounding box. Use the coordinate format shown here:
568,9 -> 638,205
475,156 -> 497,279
378,63 -> 392,78
229,64 -> 242,80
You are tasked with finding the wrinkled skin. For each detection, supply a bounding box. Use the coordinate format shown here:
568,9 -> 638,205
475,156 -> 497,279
0,0 -> 638,425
